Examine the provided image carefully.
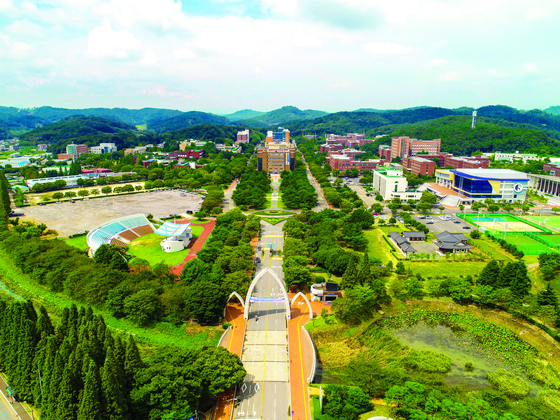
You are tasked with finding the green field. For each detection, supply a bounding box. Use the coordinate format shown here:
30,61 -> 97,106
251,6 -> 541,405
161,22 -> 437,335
502,234 -> 552,255
64,235 -> 88,250
404,261 -> 487,277
470,238 -> 513,261
265,192 -> 286,209
128,233 -> 190,266
253,210 -> 295,216
365,229 -> 396,264
522,215 -> 560,230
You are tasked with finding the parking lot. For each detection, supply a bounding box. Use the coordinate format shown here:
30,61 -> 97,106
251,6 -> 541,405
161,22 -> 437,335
412,214 -> 475,233
19,190 -> 203,237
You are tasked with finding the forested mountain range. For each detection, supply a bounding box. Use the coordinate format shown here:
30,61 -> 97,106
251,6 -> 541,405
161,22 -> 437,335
223,109 -> 265,121
236,106 -> 329,127
147,111 -> 230,133
543,106 -> 560,116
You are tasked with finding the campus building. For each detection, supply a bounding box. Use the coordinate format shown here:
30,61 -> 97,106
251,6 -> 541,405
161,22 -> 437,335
391,136 -> 441,160
373,163 -> 422,201
266,127 -> 290,143
528,173 -> 560,199
169,150 -> 204,159
37,144 -> 48,151
494,151 -> 539,163
435,168 -> 529,202
438,153 -> 490,169
236,129 -> 250,144
378,145 -> 392,161
256,143 -> 295,174
401,156 -> 436,176
90,143 -> 117,154
66,143 -> 89,158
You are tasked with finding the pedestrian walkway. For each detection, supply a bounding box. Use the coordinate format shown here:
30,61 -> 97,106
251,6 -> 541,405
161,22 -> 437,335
170,220 -> 216,275
288,294 -> 315,420
0,375 -> 33,420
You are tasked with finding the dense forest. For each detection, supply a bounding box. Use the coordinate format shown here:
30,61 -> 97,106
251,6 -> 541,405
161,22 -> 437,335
161,124 -> 263,144
237,105 -> 329,127
148,111 -> 230,133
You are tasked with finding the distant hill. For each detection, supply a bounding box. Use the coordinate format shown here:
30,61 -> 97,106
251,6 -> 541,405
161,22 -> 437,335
353,106 -> 431,113
18,116 -> 137,153
26,106 -> 183,125
544,106 -> 560,116
286,107 -> 465,135
0,109 -> 49,136
384,115 -> 560,156
224,109 -> 265,121
162,124 -> 265,143
148,111 -> 230,134
237,106 -> 329,127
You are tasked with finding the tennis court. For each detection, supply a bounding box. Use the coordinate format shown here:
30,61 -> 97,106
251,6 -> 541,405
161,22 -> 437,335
460,213 -> 548,233
521,215 -> 560,230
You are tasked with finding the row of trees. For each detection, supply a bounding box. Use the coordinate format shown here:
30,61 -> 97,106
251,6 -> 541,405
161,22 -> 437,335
232,156 -> 271,209
0,301 -> 246,419
279,161 -> 317,209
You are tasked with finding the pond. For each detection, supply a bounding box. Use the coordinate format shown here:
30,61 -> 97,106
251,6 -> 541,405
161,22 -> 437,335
389,322 -> 543,396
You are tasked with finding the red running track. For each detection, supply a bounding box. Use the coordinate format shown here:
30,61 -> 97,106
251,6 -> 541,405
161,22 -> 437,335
170,219 -> 216,275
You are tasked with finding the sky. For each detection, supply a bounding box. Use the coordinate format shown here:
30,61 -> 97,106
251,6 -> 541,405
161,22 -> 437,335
0,0 -> 559,113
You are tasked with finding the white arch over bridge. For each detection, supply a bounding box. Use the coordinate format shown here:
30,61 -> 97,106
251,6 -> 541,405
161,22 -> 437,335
290,292 -> 314,320
244,267 -> 290,320
228,291 -> 245,308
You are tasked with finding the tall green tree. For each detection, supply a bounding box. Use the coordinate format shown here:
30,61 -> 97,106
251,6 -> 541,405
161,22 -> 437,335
356,254 -> 371,286
77,359 -> 103,420
340,253 -> 359,290
101,347 -> 129,420
478,259 -> 501,287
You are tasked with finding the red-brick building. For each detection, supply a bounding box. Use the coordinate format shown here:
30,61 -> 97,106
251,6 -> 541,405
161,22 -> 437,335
320,144 -> 344,153
169,150 -> 204,159
439,153 -> 490,169
402,156 -> 436,176
379,145 -> 392,161
391,136 -> 441,159
544,162 -> 560,176
327,154 -> 385,173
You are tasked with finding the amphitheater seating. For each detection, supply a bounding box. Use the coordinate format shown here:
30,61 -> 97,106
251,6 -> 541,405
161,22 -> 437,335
86,214 -> 155,253
100,222 -> 127,236
110,238 -> 128,247
132,225 -> 155,237
119,230 -> 140,241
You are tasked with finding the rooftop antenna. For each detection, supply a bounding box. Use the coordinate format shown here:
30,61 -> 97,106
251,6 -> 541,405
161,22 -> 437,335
472,110 -> 477,129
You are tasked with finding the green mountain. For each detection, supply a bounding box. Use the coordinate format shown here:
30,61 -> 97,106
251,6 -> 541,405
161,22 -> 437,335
224,109 -> 265,121
147,111 -> 230,134
353,106 -> 432,113
162,124 -> 264,143
238,106 -> 329,127
544,106 -> 560,116
27,106 -> 183,125
18,116 -> 137,153
286,107 -> 464,135
379,115 -> 560,156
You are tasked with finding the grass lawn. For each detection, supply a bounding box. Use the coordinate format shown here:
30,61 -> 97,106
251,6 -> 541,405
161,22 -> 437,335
261,217 -> 287,225
128,233 -> 190,266
189,218 -> 212,224
63,235 -> 89,250
404,261 -> 488,277
365,229 -> 397,264
471,238 -> 513,261
265,192 -> 287,209
253,210 -> 295,216
190,225 -> 204,237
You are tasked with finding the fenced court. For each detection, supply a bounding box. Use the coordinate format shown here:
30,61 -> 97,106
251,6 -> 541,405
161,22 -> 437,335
489,232 -> 559,255
521,215 -> 560,231
459,213 -> 552,234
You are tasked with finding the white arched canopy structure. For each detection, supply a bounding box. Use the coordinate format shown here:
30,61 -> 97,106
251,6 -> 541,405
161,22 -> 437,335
290,292 -> 314,320
227,291 -> 245,308
244,267 -> 291,320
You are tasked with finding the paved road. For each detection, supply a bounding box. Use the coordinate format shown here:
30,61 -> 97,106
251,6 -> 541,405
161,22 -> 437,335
223,179 -> 238,211
235,221 -> 289,420
348,182 -> 374,208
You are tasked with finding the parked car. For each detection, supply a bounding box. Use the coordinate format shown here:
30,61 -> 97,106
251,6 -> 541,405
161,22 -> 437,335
454,221 -> 461,224
462,226 -> 471,229
426,221 -> 434,224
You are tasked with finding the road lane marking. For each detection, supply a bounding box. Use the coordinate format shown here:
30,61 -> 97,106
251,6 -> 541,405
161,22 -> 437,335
259,273 -> 271,419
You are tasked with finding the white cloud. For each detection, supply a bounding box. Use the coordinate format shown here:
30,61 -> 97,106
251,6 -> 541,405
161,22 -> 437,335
332,80 -> 352,88
253,67 -> 263,74
92,0 -> 185,29
523,62 -> 539,74
87,20 -> 142,59
487,69 -> 507,77
260,0 -> 299,17
430,58 -> 447,66
139,50 -> 158,67
526,8 -> 552,21
363,42 -> 413,55
438,70 -> 462,82
4,20 -> 43,38
173,48 -> 197,60
0,34 -> 33,59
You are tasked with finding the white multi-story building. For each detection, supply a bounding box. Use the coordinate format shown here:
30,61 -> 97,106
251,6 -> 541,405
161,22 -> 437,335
494,151 -> 539,163
90,143 -> 117,154
373,163 -> 422,201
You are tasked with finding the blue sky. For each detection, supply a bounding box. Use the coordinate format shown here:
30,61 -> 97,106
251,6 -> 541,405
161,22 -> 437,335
0,0 -> 558,113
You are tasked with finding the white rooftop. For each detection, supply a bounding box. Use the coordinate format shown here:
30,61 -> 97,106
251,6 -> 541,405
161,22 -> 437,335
453,168 -> 529,180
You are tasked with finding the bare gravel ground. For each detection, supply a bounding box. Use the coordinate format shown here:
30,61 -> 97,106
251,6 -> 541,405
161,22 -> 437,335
19,190 -> 203,237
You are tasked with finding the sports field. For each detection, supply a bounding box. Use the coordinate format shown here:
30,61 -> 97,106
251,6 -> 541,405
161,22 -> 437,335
462,213 -> 545,233
522,215 -> 560,230
502,234 -> 552,255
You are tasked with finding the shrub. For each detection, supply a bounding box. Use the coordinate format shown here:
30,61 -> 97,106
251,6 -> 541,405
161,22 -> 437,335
486,369 -> 530,399
538,390 -> 560,414
465,361 -> 474,371
404,350 -> 452,373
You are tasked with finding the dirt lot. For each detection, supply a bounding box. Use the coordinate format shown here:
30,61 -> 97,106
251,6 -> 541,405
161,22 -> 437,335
26,182 -> 145,205
20,190 -> 204,237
